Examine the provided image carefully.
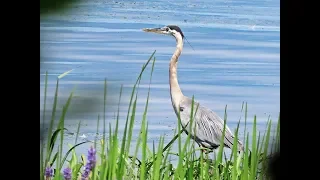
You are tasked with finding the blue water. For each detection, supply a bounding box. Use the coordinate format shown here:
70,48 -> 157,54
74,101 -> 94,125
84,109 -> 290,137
40,0 -> 279,162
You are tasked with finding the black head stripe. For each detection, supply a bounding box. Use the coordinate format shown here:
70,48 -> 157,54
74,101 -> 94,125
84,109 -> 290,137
167,25 -> 185,39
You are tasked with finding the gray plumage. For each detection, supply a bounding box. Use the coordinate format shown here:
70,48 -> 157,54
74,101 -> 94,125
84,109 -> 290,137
178,96 -> 244,153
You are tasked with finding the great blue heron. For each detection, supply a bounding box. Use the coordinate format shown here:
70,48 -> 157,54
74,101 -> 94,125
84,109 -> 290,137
142,25 -> 244,154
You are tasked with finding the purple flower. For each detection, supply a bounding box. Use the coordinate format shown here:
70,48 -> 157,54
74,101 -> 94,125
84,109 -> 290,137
45,166 -> 53,177
81,146 -> 96,180
63,167 -> 72,180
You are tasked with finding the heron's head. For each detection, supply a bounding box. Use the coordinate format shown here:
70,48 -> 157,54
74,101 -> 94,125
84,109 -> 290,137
142,25 -> 185,39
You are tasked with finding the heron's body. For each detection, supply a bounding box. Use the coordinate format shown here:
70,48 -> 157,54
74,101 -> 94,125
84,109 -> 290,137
178,96 -> 242,152
143,25 -> 244,153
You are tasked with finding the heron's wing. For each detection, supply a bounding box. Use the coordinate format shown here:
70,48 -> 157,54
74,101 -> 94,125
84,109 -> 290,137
179,96 -> 236,149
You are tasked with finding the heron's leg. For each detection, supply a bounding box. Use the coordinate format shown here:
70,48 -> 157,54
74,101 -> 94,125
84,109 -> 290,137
200,148 -> 204,162
198,147 -> 208,162
196,146 -> 202,161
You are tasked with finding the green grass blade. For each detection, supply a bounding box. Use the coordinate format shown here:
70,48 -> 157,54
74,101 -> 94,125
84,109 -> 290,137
48,128 -> 67,163
40,71 -> 48,180
244,102 -> 248,144
94,115 -> 100,150
125,50 -> 156,125
215,105 -> 228,179
125,86 -> 136,156
275,113 -> 280,152
262,119 -> 272,177
74,121 -> 81,145
72,163 -> 83,180
140,119 -> 148,179
50,152 -> 58,167
116,85 -> 123,141
231,121 -> 240,180
106,124 -> 113,180
242,132 -> 250,180
250,115 -> 257,180
60,141 -> 89,171
132,120 -> 142,178
67,144 -> 78,176
45,79 -> 59,165
102,78 -> 107,159
57,66 -> 81,79
57,86 -> 75,171
139,58 -> 155,178
54,149 -> 60,180
58,105 -> 65,173
119,93 -> 138,178
153,136 -> 164,180
99,80 -> 108,180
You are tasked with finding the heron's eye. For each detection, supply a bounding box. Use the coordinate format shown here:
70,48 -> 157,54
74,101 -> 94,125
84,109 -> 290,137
166,27 -> 170,31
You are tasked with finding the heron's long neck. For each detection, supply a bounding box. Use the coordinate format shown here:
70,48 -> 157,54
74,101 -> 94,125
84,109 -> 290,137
169,35 -> 184,112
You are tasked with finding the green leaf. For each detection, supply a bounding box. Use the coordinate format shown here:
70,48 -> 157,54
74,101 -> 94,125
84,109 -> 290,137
59,141 -> 89,170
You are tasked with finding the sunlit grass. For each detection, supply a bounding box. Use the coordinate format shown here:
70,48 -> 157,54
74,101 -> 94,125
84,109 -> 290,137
40,50 -> 280,180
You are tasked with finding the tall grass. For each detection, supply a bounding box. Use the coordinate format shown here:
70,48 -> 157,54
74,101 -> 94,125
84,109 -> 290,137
40,50 -> 280,180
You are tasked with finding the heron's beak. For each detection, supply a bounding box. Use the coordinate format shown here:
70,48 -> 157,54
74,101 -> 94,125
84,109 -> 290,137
142,27 -> 166,34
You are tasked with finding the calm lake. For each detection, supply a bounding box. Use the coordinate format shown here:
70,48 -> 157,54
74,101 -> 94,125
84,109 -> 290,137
40,0 -> 279,160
